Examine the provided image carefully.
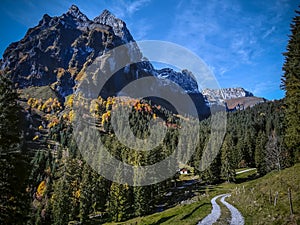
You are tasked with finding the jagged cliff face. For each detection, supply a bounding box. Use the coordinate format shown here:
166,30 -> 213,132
202,87 -> 266,110
202,87 -> 253,103
0,5 -> 142,97
154,68 -> 199,93
0,5 -> 208,116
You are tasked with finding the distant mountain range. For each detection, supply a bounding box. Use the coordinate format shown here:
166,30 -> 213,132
202,87 -> 267,111
0,5 -> 265,115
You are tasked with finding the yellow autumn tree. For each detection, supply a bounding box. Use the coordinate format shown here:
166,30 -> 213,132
36,180 -> 47,198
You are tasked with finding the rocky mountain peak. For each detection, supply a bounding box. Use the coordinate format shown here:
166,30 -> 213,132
66,4 -> 89,22
202,87 -> 265,111
0,5 -> 209,117
202,87 -> 253,101
94,9 -> 134,43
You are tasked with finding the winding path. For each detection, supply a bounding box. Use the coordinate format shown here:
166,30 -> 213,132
236,168 -> 256,175
197,194 -> 244,225
220,194 -> 244,225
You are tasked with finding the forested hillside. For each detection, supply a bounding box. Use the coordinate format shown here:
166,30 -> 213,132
0,81 -> 292,224
0,4 -> 299,225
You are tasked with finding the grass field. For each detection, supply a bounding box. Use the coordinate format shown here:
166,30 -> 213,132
228,163 -> 300,225
104,198 -> 211,225
104,164 -> 300,225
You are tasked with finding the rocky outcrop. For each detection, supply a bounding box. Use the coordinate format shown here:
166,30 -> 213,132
202,87 -> 266,111
0,5 -> 208,116
0,5 -> 141,97
202,87 -> 253,104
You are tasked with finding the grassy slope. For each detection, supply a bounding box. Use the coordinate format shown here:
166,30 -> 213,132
104,164 -> 299,225
19,85 -> 60,101
229,163 -> 300,225
104,198 -> 211,225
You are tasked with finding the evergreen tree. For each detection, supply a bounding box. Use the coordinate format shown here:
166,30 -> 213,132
51,178 -> 71,225
79,164 -> 93,223
108,182 -> 129,222
133,167 -> 150,217
108,165 -> 130,222
0,72 -> 30,224
0,73 -> 21,147
255,131 -> 268,176
221,134 -> 236,182
281,7 -> 300,159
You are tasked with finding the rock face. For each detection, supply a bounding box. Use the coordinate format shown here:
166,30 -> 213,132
202,87 -> 253,104
202,87 -> 266,111
154,68 -> 199,93
0,5 -> 208,116
0,5 -> 140,97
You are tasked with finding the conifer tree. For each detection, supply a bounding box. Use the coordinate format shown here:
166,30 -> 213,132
221,134 -> 236,182
255,131 -> 268,176
79,164 -> 93,223
108,182 -> 129,222
0,72 -> 29,224
107,163 -> 131,222
281,7 -> 300,159
133,167 -> 150,216
51,178 -> 71,225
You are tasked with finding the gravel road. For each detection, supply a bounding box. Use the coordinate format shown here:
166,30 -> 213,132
235,168 -> 256,174
197,193 -> 244,225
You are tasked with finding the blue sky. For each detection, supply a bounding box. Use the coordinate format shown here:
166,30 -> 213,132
0,0 -> 298,99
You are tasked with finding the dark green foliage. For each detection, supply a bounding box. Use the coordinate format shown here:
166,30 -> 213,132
29,94 -> 290,224
195,100 -> 288,183
52,178 -> 71,225
0,73 -> 20,147
0,152 -> 30,224
0,72 -> 30,224
281,8 -> 300,158
221,134 -> 236,182
79,164 -> 93,223
255,131 -> 268,176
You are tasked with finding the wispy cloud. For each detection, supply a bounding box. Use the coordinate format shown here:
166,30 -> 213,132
165,0 -> 294,92
108,0 -> 151,19
262,26 -> 276,39
252,80 -> 281,98
128,19 -> 153,40
127,0 -> 151,15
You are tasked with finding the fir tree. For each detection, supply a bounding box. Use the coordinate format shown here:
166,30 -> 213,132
0,72 -> 30,224
79,164 -> 93,223
281,7 -> 300,159
51,178 -> 71,225
221,134 -> 236,182
108,165 -> 130,222
255,131 -> 268,176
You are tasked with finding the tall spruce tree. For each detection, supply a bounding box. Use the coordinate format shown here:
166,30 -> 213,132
255,131 -> 268,176
79,164 -> 93,223
0,72 -> 29,224
281,7 -> 300,159
221,134 -> 236,182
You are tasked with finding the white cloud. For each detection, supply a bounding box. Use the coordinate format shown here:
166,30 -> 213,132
108,0 -> 151,18
262,26 -> 276,39
128,19 -> 153,40
252,80 -> 280,97
127,0 -> 151,15
165,0 -> 290,84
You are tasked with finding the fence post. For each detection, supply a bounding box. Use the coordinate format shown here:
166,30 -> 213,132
288,188 -> 294,215
274,191 -> 278,207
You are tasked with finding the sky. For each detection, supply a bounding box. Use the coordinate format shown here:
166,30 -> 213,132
0,0 -> 299,100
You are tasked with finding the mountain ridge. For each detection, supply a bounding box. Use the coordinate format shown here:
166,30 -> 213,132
202,87 -> 267,111
0,5 -> 208,116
